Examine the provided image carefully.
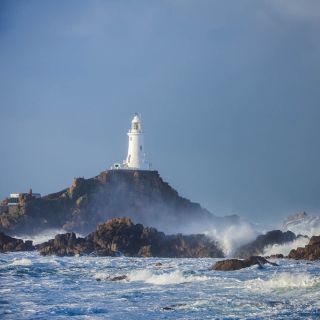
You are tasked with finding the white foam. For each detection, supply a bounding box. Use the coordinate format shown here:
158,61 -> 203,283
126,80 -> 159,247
263,237 -> 310,256
128,269 -> 208,285
206,222 -> 257,257
10,258 -> 33,266
245,272 -> 320,291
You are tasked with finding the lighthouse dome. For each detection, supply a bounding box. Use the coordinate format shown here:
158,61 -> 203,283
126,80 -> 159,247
132,114 -> 140,123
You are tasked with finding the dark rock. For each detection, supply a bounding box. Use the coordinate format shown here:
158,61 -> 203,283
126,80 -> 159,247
234,230 -> 296,259
36,232 -> 87,257
288,235 -> 320,260
109,275 -> 127,281
0,170 -> 239,236
268,254 -> 284,259
36,217 -> 224,258
212,256 -> 278,271
163,303 -> 187,311
0,232 -> 34,252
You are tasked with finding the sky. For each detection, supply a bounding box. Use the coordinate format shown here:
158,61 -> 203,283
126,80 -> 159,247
1,0 -> 320,225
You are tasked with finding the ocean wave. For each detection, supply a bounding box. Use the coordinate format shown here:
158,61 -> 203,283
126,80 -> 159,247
245,272 -> 320,291
128,269 -> 208,285
10,258 -> 33,266
263,237 -> 310,256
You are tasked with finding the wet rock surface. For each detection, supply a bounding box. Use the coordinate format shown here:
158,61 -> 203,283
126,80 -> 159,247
234,230 -> 297,259
212,256 -> 278,271
288,235 -> 320,260
37,217 -> 224,258
0,232 -> 34,252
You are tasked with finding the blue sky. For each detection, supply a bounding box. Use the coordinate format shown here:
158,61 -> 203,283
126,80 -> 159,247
1,0 -> 320,224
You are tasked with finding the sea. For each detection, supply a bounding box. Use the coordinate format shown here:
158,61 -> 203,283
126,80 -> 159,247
0,252 -> 319,319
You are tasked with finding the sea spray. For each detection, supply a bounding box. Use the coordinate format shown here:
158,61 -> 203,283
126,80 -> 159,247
205,221 -> 257,256
19,229 -> 85,245
263,237 -> 310,256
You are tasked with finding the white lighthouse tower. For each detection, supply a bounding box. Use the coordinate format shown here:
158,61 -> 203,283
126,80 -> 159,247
111,114 -> 151,170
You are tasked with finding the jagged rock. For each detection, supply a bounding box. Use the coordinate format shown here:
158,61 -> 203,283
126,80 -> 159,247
212,256 -> 278,271
288,235 -> 320,260
0,170 -> 238,236
36,233 -> 88,256
37,217 -> 224,258
0,232 -> 34,252
234,230 -> 296,259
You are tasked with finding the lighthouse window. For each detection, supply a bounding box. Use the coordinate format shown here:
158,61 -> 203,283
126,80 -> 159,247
133,123 -> 139,130
140,145 -> 142,151
128,155 -> 131,163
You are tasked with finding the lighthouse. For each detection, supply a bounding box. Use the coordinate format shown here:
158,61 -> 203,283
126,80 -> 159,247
111,114 -> 151,170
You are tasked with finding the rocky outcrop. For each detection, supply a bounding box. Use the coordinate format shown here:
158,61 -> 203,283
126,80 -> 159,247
288,236 -> 320,260
37,217 -> 224,258
36,233 -> 88,256
0,170 -> 238,236
212,256 -> 278,271
0,232 -> 34,252
234,230 -> 296,259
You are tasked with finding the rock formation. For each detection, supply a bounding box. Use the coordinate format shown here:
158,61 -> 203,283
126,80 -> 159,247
0,232 -> 34,252
288,235 -> 320,260
234,230 -> 296,259
37,217 -> 224,258
0,170 -> 238,236
212,256 -> 278,271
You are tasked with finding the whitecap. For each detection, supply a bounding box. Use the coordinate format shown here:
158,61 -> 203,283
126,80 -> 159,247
128,269 -> 208,285
263,237 -> 310,256
245,272 -> 320,292
10,258 -> 33,266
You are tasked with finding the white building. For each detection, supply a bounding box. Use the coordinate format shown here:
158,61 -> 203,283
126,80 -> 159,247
7,191 -> 41,206
111,114 -> 151,170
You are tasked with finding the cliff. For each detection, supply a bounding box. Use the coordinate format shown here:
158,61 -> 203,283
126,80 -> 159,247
0,170 -> 233,235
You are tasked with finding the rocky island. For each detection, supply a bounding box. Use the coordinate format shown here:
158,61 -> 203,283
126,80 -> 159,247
0,170 -> 238,236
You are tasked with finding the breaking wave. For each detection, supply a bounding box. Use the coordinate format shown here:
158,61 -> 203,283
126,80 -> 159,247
19,229 -> 84,245
128,269 -> 208,285
206,222 -> 257,257
10,258 -> 33,266
263,237 -> 310,256
245,272 -> 320,291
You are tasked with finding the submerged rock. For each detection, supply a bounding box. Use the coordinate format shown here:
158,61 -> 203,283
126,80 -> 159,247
212,256 -> 278,271
37,217 -> 224,258
288,236 -> 320,260
0,232 -> 34,252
